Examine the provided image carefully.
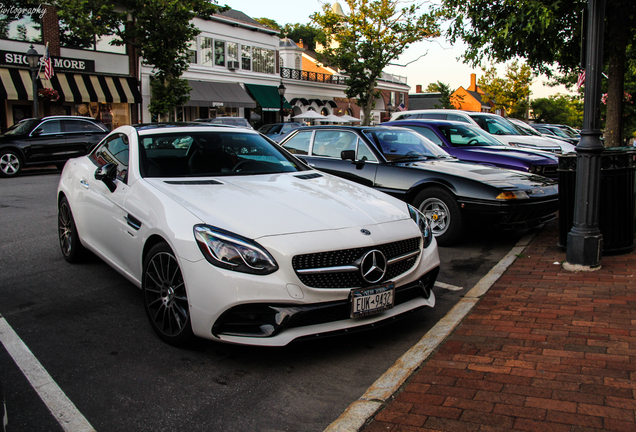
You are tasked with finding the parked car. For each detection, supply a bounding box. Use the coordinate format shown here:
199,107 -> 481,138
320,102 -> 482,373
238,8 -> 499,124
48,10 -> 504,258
280,125 -> 559,246
0,116 -> 108,177
194,117 -> 253,129
258,122 -> 303,142
57,123 -> 439,346
383,119 -> 559,179
531,124 -> 579,144
389,109 -> 576,154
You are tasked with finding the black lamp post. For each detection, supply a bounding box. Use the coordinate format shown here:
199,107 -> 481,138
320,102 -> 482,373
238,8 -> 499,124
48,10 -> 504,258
565,0 -> 606,269
277,80 -> 286,123
26,44 -> 40,118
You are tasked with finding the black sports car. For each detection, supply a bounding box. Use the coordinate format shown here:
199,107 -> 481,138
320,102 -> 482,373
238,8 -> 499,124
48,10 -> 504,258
280,125 -> 559,246
0,116 -> 108,177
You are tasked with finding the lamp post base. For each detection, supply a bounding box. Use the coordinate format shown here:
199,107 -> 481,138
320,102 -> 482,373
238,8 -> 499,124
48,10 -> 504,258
565,229 -> 603,270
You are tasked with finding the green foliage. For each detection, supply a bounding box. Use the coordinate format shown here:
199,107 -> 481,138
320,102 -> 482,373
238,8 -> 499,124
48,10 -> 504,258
425,81 -> 464,109
281,23 -> 326,51
55,0 -> 227,117
531,95 -> 583,127
254,17 -> 281,32
311,0 -> 439,125
433,0 -> 586,77
478,61 -> 533,119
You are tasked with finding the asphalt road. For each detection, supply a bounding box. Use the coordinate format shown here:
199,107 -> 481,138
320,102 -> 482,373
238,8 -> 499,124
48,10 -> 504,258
0,169 -> 527,432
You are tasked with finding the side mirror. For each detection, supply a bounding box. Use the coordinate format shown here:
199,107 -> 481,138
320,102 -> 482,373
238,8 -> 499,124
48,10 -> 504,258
341,150 -> 356,161
95,163 -> 118,192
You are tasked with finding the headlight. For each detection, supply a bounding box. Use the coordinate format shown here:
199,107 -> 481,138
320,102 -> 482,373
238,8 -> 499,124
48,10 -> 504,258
496,191 -> 529,200
194,225 -> 278,275
408,204 -> 434,248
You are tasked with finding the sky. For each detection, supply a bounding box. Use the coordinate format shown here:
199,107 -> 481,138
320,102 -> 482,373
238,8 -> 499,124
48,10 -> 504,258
224,0 -> 575,99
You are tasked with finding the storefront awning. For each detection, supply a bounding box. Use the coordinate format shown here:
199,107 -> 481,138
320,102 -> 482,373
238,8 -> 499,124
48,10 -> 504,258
0,68 -> 141,103
0,68 -> 41,101
244,83 -> 292,112
53,73 -> 141,103
185,80 -> 256,108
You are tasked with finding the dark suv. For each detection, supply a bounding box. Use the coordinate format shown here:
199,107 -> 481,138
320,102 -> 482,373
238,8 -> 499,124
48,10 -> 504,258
0,116 -> 108,177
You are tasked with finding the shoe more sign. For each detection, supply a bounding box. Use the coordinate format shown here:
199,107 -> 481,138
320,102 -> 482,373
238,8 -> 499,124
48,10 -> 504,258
1,50 -> 96,73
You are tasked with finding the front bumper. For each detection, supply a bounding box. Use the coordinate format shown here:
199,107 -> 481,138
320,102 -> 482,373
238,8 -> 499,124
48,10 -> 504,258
458,196 -> 559,230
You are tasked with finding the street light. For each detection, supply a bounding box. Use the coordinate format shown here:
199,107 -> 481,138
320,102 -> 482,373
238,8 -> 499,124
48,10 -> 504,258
277,80 -> 286,123
26,45 -> 40,118
565,0 -> 606,270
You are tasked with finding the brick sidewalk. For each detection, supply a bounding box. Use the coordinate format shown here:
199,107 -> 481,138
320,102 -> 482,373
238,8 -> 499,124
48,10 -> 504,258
363,220 -> 636,432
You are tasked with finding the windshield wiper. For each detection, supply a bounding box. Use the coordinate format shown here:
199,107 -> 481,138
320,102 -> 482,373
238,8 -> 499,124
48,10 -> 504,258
390,155 -> 434,162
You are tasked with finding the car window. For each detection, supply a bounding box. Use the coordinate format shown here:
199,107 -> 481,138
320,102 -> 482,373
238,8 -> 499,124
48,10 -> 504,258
3,119 -> 38,136
63,120 -> 104,133
469,115 -> 520,136
281,124 -> 298,133
312,131 -> 358,158
439,124 -> 502,147
36,120 -> 62,135
90,133 -> 129,182
356,141 -> 377,162
447,114 -> 471,123
141,131 -> 304,177
415,113 -> 446,120
402,126 -> 445,147
363,129 -> 449,161
282,131 -> 312,155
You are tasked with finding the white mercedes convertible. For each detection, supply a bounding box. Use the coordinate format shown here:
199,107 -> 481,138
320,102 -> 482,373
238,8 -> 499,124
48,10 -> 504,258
57,123 -> 439,346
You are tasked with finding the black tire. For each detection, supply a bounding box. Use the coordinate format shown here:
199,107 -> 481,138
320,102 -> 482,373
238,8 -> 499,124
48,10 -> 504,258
0,149 -> 22,177
143,242 -> 195,346
413,187 -> 464,246
58,196 -> 88,263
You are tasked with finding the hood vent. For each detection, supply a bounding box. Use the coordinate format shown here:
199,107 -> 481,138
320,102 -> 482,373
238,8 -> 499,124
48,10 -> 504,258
294,173 -> 323,180
164,180 -> 223,185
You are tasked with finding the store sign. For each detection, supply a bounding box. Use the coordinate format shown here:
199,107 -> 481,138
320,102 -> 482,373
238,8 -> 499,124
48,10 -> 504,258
1,50 -> 96,72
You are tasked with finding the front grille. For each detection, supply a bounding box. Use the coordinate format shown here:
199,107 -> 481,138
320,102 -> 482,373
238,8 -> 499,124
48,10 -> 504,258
292,237 -> 421,288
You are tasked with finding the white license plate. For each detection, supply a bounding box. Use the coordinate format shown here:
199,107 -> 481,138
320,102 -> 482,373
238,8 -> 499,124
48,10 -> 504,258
350,283 -> 395,318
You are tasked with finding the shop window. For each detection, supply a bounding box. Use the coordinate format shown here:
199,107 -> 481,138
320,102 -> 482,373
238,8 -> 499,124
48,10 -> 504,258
227,42 -> 238,66
214,40 -> 225,66
241,45 -> 251,70
252,47 -> 275,74
201,37 -> 213,66
74,102 -> 130,130
0,10 -> 42,42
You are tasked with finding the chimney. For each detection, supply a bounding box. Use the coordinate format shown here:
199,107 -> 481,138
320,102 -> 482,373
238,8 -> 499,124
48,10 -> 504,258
297,39 -> 304,49
469,73 -> 477,91
416,84 -> 422,93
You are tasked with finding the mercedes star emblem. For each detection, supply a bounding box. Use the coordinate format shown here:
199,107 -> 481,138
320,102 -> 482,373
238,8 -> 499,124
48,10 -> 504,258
360,249 -> 387,284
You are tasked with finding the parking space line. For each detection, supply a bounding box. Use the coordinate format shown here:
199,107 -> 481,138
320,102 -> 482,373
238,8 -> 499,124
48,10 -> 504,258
434,281 -> 463,291
0,317 -> 96,432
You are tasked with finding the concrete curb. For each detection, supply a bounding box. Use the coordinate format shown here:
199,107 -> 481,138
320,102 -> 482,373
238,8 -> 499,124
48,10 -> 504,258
324,228 -> 540,432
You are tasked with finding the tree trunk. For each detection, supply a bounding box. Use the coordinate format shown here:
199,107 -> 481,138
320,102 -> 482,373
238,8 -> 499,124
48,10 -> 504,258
603,3 -> 628,147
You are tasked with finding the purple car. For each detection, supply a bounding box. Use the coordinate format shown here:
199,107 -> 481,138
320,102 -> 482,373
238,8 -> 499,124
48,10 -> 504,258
383,119 -> 558,179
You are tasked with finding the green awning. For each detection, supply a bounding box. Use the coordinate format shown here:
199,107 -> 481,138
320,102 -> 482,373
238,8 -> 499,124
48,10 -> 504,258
245,83 -> 292,112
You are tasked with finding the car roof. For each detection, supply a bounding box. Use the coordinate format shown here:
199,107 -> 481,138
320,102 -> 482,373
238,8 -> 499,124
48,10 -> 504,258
132,122 -> 246,133
386,119 -> 474,127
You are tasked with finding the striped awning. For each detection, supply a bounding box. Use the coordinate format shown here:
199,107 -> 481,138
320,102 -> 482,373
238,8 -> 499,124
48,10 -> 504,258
0,68 -> 141,104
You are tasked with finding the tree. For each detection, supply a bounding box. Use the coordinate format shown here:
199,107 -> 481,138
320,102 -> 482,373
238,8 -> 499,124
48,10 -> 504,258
477,61 -> 533,119
55,0 -> 227,118
531,95 -> 584,127
281,23 -> 325,51
425,81 -> 463,109
254,17 -> 281,32
311,0 -> 439,125
434,0 -> 636,147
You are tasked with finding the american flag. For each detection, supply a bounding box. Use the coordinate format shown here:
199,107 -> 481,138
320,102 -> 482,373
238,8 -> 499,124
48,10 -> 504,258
43,43 -> 54,80
576,70 -> 585,90
396,102 -> 405,111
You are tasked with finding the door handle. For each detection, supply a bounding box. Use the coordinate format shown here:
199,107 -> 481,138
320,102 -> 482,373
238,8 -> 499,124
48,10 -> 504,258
80,178 -> 89,189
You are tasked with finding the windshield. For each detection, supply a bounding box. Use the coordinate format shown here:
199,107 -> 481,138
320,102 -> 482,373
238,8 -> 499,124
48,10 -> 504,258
362,128 -> 450,161
469,114 -> 522,136
2,119 -> 39,136
512,121 -> 543,136
438,124 -> 506,147
139,131 -> 308,178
